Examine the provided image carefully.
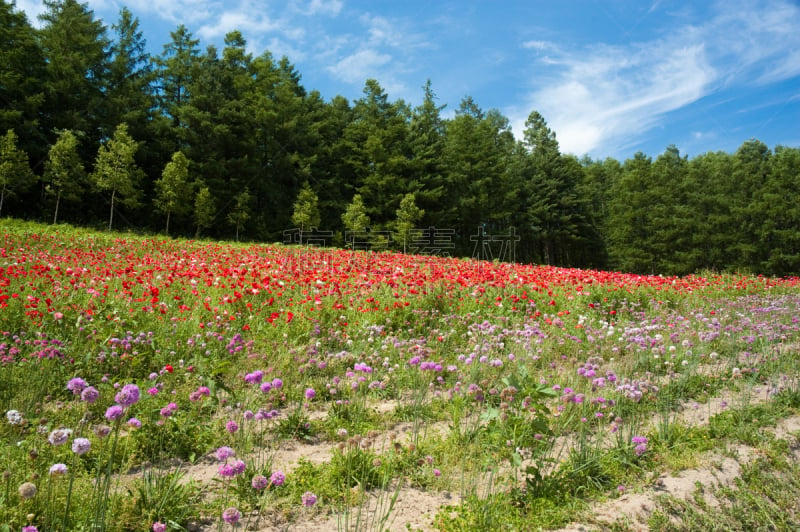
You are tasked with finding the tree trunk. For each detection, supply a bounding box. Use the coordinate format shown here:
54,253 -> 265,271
0,184 -> 6,217
165,210 -> 171,236
109,189 -> 115,231
53,191 -> 61,225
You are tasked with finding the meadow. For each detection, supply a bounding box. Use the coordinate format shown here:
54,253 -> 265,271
3,219 -> 800,531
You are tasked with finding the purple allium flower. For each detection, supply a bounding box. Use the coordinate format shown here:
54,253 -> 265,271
222,507 -> 241,524
252,474 -> 268,490
94,424 -> 112,438
301,491 -> 317,507
50,463 -> 68,476
408,355 -> 421,366
244,370 -> 264,384
67,377 -> 88,395
634,444 -> 647,456
270,470 -> 285,487
48,428 -> 73,446
259,381 -> 272,393
147,387 -> 159,396
72,437 -> 91,455
114,384 -> 140,407
226,420 -> 239,433
271,378 -> 283,389
81,386 -> 99,404
243,410 -> 254,420
433,468 -> 441,477
631,435 -> 648,445
215,446 -> 236,461
22,527 -> 38,532
127,417 -> 141,428
304,388 -> 316,400
105,405 -> 123,421
152,523 -> 167,532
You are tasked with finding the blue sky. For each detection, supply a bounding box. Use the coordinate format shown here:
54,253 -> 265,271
15,0 -> 800,160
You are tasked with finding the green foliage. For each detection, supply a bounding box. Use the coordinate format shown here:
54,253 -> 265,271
44,130 -> 85,224
341,194 -> 370,233
121,467 -> 201,530
91,123 -> 142,230
193,185 -> 216,237
291,183 -> 321,232
0,129 -> 35,216
227,188 -> 252,241
395,193 -> 424,252
154,151 -> 192,234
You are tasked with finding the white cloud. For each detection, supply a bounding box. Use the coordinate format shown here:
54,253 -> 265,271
326,49 -> 392,84
110,0 -> 221,25
13,0 -> 49,27
301,0 -> 344,17
513,0 -> 800,157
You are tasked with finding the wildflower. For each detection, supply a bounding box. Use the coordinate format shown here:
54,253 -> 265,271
22,527 -> 38,532
222,507 -> 241,524
6,409 -> 23,425
67,377 -> 88,395
81,386 -> 99,404
304,388 -> 316,400
218,460 -> 246,478
127,417 -> 141,428
50,463 -> 68,476
115,384 -> 140,407
48,428 -> 73,446
270,470 -> 285,486
632,435 -> 648,456
271,378 -> 283,389
301,491 -> 317,507
152,523 -> 167,532
244,370 -> 264,384
433,468 -> 441,477
94,424 -> 112,438
215,446 -> 236,461
18,482 -> 37,499
226,420 -> 239,434
259,381 -> 272,393
252,474 -> 268,490
105,405 -> 123,421
72,437 -> 91,455
147,387 -> 159,396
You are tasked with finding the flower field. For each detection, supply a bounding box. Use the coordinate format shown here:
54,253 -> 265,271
3,219 -> 800,531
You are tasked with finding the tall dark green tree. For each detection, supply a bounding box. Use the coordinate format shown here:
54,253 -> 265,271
648,145 -> 691,273
760,145 -> 800,275
344,79 -> 413,229
730,139 -> 772,271
0,1 -> 46,164
606,152 -> 655,273
38,0 -> 110,161
408,80 -> 446,223
442,97 -> 514,255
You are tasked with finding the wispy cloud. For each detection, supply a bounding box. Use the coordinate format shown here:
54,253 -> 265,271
514,0 -> 800,157
327,49 -> 392,84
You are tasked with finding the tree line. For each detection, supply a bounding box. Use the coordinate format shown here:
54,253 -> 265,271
2,0 -> 799,276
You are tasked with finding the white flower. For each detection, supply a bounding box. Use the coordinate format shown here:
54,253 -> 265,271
5,410 -> 23,425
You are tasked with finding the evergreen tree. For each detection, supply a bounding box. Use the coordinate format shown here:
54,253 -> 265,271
407,80 -> 446,223
38,0 -> 110,161
44,130 -> 85,224
154,151 -> 191,235
395,193 -> 424,253
227,187 -> 252,242
194,185 -> 215,238
342,194 -> 370,233
0,129 -> 35,216
0,1 -> 46,162
291,183 -> 321,234
91,123 -> 142,231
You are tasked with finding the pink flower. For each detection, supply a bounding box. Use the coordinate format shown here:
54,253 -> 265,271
301,491 -> 317,506
270,470 -> 285,486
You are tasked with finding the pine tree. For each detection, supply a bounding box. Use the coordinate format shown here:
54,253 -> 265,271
342,194 -> 370,233
227,188 -> 252,242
